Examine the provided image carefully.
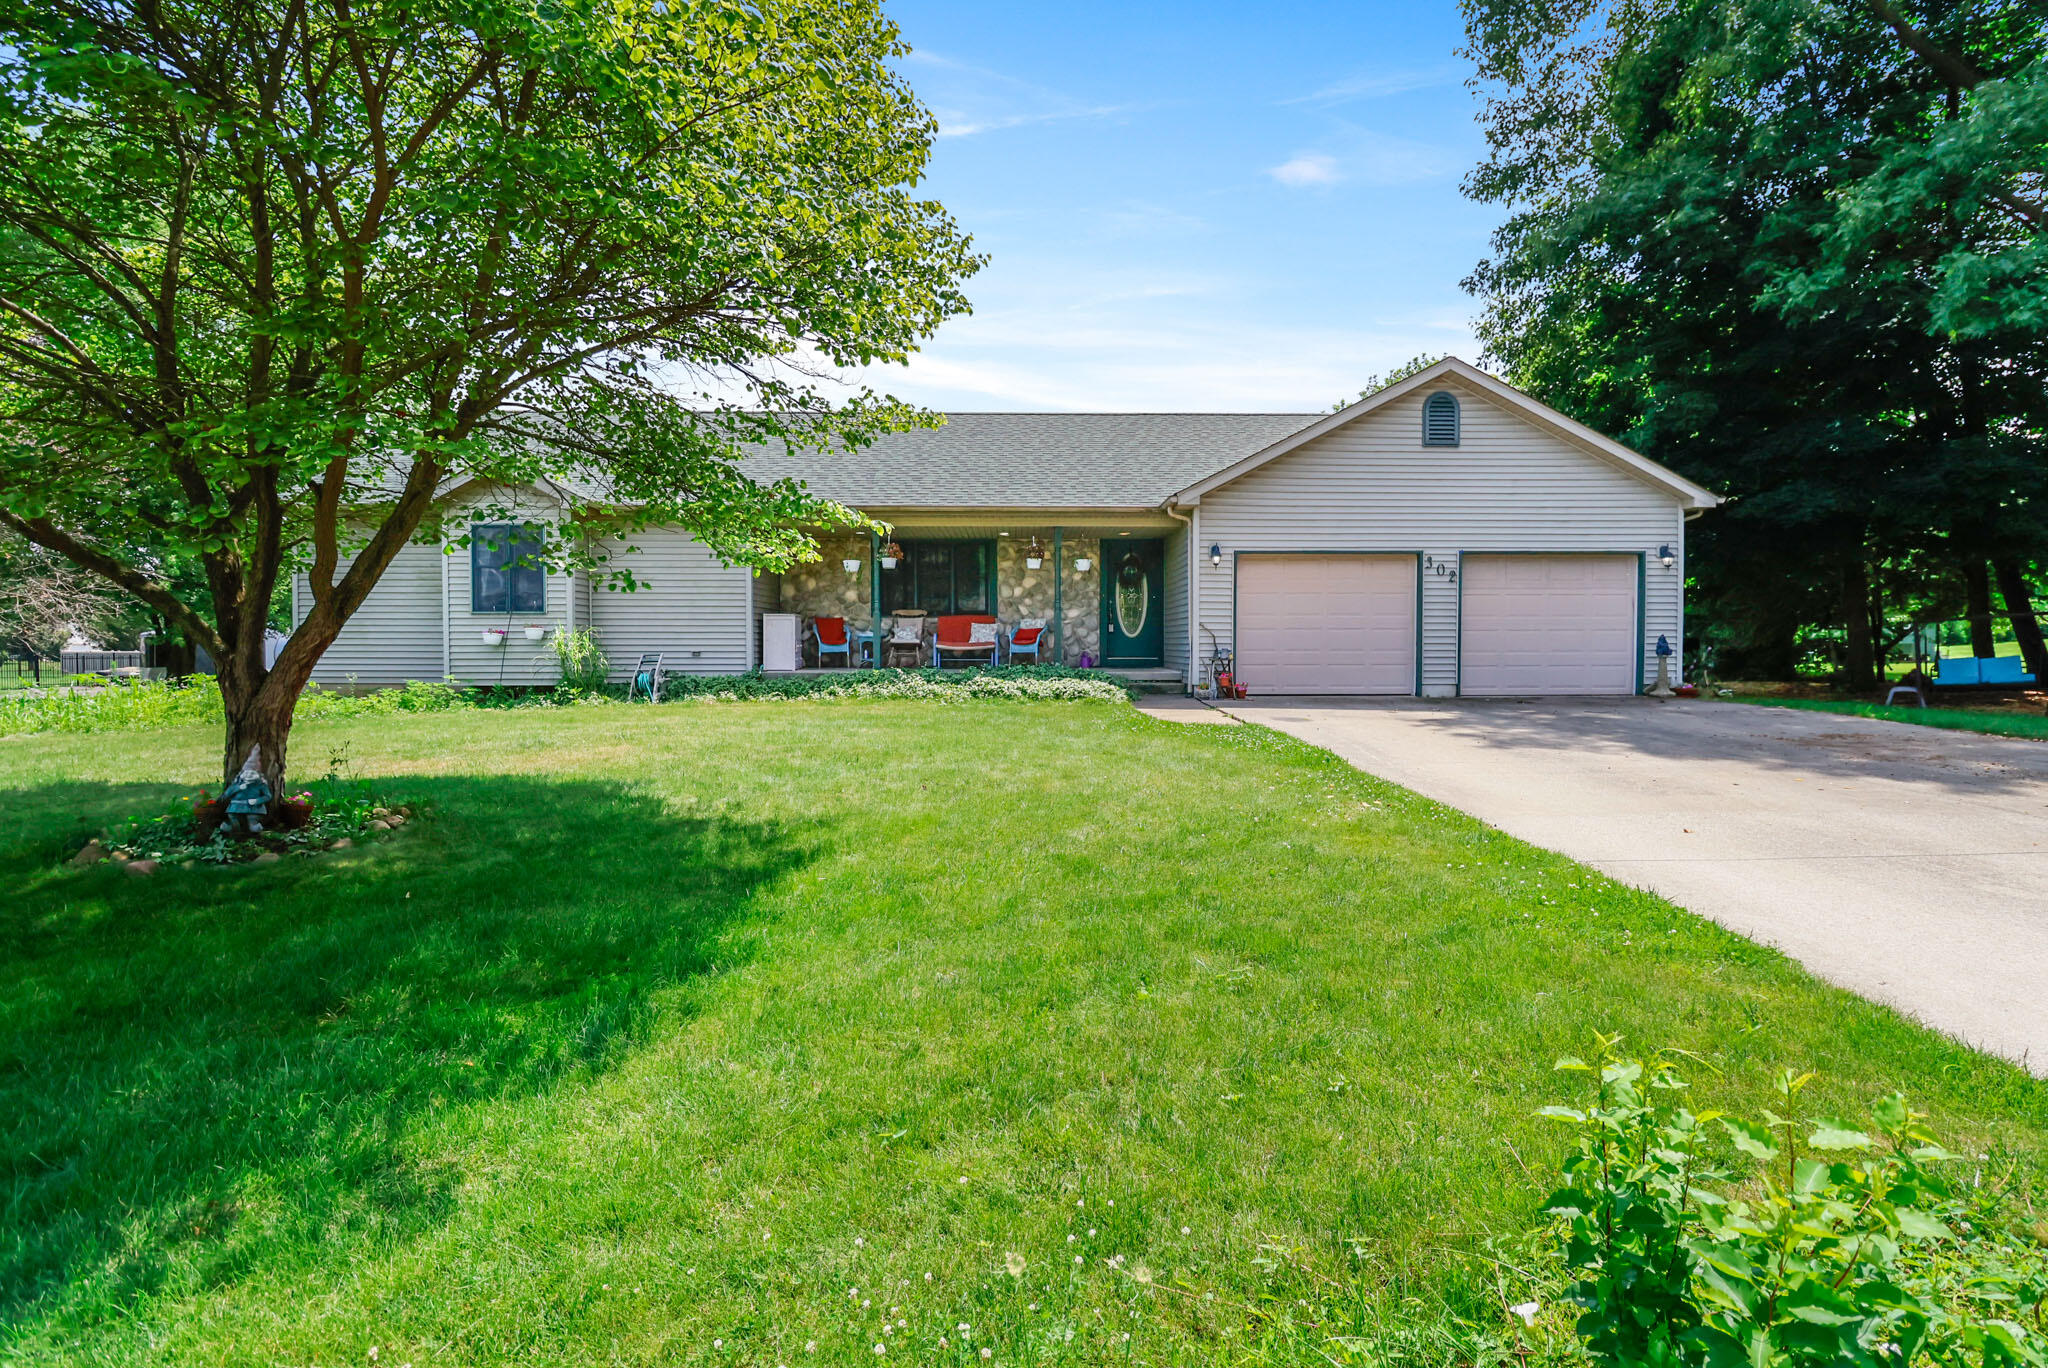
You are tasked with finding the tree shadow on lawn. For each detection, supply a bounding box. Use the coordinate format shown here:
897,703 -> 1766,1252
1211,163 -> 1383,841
0,775 -> 822,1336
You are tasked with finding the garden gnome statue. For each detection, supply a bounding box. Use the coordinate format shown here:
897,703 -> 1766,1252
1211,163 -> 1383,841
1648,634 -> 1677,698
222,745 -> 273,834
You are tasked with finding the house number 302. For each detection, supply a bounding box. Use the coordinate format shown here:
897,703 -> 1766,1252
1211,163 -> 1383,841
1422,555 -> 1458,583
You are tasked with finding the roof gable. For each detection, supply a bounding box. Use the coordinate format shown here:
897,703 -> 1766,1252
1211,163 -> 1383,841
1172,357 -> 1720,510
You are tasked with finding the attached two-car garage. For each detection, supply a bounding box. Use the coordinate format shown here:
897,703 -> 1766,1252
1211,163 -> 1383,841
1231,551 -> 1641,697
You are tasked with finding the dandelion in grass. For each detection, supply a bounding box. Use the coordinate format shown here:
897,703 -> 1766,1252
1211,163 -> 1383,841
1180,1226 -> 1191,1236
980,1351 -> 993,1361
805,1343 -> 816,1354
1133,1263 -> 1153,1285
1005,1252 -> 1026,1277
1087,1228 -> 1096,1237
873,1344 -> 886,1356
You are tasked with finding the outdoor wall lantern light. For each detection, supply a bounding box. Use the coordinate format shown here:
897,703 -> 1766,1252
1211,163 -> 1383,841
1210,543 -> 1223,568
1658,544 -> 1676,569
1024,535 -> 1047,570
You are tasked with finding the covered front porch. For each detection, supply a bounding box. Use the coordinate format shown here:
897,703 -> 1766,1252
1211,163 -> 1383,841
759,512 -> 1187,676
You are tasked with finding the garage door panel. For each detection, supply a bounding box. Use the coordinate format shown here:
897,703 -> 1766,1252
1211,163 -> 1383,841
1237,554 -> 1415,695
1461,555 -> 1637,695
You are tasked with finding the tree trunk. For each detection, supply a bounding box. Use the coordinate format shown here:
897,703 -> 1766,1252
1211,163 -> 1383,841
1963,560 -> 1997,657
1992,556 -> 2048,681
1840,559 -> 1877,692
219,670 -> 296,794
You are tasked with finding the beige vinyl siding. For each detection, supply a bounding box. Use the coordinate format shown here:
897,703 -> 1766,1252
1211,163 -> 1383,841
1194,379 -> 1686,697
587,527 -> 754,677
1162,522 -> 1187,679
294,540 -> 445,686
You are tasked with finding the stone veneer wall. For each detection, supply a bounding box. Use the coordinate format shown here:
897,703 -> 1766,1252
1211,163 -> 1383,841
777,532 -> 877,631
771,531 -> 1110,665
994,535 -> 1099,664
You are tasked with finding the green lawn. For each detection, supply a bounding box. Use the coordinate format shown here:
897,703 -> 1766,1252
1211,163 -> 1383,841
1734,695 -> 2048,741
4,701 -> 2044,1366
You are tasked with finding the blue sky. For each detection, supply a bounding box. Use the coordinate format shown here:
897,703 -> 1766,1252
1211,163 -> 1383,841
843,1 -> 1499,413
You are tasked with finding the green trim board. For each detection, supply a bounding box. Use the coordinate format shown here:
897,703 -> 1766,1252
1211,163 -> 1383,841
1052,526 -> 1064,665
1227,550 -> 1426,697
1450,550 -> 1649,697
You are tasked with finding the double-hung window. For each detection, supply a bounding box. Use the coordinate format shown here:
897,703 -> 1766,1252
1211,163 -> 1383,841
471,523 -> 547,614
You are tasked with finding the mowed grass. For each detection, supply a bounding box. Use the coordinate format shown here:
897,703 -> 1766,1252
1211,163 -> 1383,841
1735,694 -> 2048,741
3,701 -> 2044,1366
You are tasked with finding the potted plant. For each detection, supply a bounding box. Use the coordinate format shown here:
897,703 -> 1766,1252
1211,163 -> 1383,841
1024,535 -> 1046,570
481,626 -> 508,646
1074,556 -> 1092,572
523,623 -> 548,643
879,540 -> 902,569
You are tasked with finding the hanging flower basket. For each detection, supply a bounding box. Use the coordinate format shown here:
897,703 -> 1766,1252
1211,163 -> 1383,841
1074,557 -> 1093,572
482,627 -> 508,646
523,624 -> 548,643
1023,534 -> 1047,570
879,540 -> 902,569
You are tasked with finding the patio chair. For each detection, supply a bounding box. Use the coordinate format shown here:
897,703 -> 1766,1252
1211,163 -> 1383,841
1006,617 -> 1048,665
933,614 -> 1000,669
882,611 -> 928,668
628,652 -> 663,702
811,616 -> 853,668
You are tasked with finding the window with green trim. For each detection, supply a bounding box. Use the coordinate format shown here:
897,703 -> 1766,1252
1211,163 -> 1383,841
881,540 -> 993,615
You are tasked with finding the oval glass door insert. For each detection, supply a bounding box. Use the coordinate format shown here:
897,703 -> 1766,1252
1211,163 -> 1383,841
1115,553 -> 1149,637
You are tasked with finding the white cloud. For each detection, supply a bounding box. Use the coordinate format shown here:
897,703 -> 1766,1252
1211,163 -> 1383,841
1268,152 -> 1342,187
901,47 -> 1133,139
1284,65 -> 1464,107
821,272 -> 1480,412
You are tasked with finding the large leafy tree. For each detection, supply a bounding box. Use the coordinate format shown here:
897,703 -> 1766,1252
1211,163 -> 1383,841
1462,0 -> 2048,684
0,0 -> 979,787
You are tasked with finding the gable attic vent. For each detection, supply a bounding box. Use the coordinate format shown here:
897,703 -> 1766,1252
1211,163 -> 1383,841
1422,391 -> 1461,447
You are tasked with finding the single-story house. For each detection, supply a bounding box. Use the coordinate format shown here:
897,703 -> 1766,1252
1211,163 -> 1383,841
294,357 -> 1719,697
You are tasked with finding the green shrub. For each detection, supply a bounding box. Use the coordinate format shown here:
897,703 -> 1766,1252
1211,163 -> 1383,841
550,628 -> 612,696
1541,1039 -> 2048,1368
656,665 -> 1132,703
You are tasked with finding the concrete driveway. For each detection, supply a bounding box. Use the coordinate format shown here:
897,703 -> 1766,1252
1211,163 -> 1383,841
1214,697 -> 2048,1072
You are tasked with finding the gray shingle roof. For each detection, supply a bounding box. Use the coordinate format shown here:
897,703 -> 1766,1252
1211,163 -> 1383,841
740,412 -> 1320,509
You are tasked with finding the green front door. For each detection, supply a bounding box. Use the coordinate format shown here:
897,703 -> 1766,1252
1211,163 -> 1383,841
1101,539 -> 1166,667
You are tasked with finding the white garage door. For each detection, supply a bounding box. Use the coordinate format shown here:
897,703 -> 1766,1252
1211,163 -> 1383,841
1460,554 -> 1638,695
1235,554 -> 1416,695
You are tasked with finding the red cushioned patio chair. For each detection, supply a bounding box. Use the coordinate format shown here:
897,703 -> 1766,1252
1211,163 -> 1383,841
933,613 -> 1000,669
1005,617 -> 1047,664
810,615 -> 852,668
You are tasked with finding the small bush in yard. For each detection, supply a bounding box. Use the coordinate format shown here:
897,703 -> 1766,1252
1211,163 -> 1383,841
1540,1039 -> 2048,1368
550,628 -> 612,695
